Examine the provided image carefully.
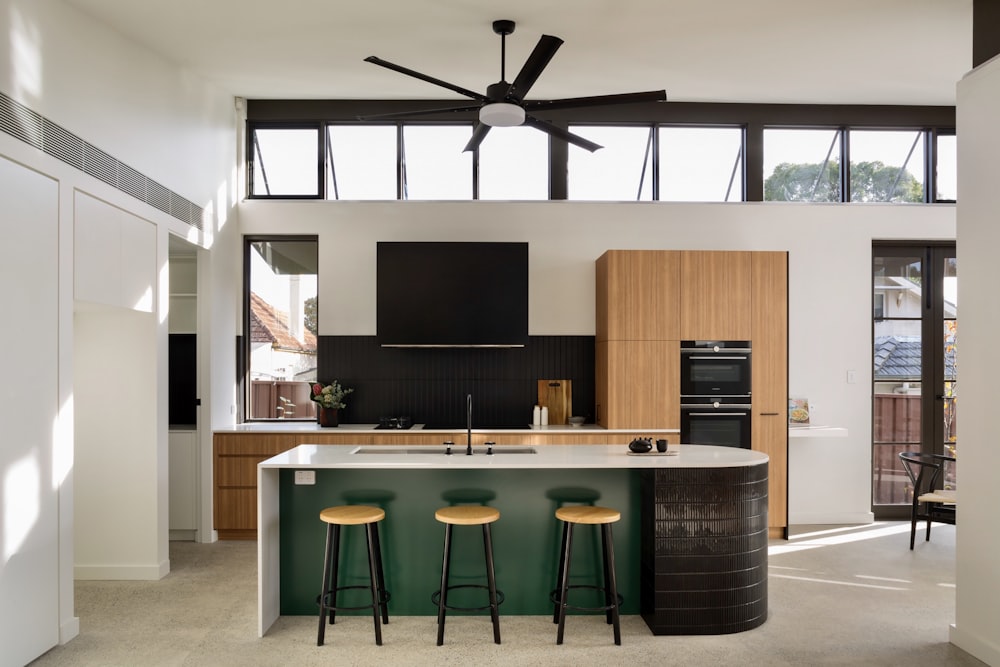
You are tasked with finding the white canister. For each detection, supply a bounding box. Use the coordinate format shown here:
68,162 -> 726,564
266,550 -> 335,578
532,405 -> 541,426
540,406 -> 549,426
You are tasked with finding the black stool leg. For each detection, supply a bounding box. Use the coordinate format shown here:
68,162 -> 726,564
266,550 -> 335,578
328,524 -> 341,625
555,522 -> 575,645
317,523 -> 338,646
482,523 -> 501,644
365,523 -> 383,646
371,522 -> 389,624
601,525 -> 612,625
436,523 -> 454,646
552,521 -> 569,624
603,523 -> 621,645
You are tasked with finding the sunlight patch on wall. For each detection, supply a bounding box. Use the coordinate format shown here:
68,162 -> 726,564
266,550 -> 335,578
54,394 -> 73,487
133,285 -> 154,314
10,7 -> 42,102
3,453 -> 40,562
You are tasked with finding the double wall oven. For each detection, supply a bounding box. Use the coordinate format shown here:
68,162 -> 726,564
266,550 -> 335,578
680,340 -> 752,449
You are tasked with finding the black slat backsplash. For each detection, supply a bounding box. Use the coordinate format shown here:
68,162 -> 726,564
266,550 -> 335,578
317,335 -> 595,428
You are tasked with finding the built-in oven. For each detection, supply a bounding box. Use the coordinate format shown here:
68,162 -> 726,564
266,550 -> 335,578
680,397 -> 752,449
680,340 -> 752,398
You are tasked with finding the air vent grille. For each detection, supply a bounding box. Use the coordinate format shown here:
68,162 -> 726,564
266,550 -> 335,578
43,122 -> 85,168
0,90 -> 203,229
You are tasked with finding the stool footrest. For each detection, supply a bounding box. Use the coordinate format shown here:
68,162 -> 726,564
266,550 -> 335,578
432,584 -> 505,612
550,585 -> 623,613
318,585 -> 391,613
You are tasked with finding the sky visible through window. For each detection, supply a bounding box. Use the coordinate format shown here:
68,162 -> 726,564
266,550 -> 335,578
252,124 -> 955,202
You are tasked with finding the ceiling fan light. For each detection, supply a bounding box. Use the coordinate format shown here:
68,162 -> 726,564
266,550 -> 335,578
479,102 -> 525,127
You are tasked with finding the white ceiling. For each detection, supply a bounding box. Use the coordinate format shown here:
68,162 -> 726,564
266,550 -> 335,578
62,0 -> 972,106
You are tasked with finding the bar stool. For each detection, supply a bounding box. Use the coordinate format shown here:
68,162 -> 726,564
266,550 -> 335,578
432,505 -> 503,646
316,505 -> 390,647
551,505 -> 622,645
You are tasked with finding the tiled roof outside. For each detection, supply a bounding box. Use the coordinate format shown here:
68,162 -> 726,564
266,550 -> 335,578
874,336 -> 956,381
249,292 -> 317,353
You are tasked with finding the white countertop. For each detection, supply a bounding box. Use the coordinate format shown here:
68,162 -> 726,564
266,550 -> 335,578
788,425 -> 848,438
216,422 -> 679,435
259,443 -> 767,470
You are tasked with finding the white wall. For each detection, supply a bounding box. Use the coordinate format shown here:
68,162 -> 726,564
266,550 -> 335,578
0,154 -> 61,667
240,199 -> 955,525
0,0 -> 234,208
73,304 -> 164,579
0,0 -> 238,661
951,56 -> 1000,666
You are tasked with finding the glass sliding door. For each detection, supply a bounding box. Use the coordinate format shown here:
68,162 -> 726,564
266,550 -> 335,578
871,243 -> 957,518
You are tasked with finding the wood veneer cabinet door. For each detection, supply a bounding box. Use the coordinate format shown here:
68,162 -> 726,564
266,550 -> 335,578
596,250 -> 679,341
750,251 -> 788,534
679,251 -> 752,340
596,340 -> 679,429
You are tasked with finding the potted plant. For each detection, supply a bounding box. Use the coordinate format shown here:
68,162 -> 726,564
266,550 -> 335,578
310,380 -> 353,427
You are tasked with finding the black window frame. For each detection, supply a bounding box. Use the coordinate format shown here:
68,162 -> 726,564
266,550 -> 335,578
241,234 -> 320,422
247,121 -> 324,199
246,100 -> 955,204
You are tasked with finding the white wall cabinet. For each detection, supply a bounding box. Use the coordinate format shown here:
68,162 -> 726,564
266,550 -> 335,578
74,192 -> 156,312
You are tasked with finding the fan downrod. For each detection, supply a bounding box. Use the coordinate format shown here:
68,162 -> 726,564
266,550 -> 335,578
492,19 -> 515,36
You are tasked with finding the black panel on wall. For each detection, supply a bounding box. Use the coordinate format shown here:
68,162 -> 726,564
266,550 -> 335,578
169,333 -> 197,426
317,336 -> 595,428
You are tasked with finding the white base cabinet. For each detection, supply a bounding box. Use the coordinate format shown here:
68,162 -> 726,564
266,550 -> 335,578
168,430 -> 199,540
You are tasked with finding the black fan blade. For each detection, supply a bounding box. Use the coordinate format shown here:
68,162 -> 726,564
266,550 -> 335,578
463,123 -> 492,153
524,90 -> 667,113
509,35 -> 563,101
358,105 -> 482,121
364,56 -> 488,102
523,115 -> 602,152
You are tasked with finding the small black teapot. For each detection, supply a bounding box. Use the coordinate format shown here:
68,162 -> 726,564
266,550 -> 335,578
628,437 -> 653,453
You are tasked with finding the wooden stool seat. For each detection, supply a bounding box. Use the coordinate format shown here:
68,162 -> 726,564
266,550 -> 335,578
555,505 -> 620,525
435,505 -> 500,525
320,505 -> 385,525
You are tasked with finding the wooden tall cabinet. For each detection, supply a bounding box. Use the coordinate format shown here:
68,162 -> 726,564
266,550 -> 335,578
595,250 -> 680,429
596,248 -> 788,536
751,251 -> 789,536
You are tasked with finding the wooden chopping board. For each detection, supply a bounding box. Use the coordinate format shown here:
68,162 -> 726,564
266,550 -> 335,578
537,380 -> 572,425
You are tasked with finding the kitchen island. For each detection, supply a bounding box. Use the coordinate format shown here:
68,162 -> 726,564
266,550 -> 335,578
257,443 -> 768,637
214,424 -> 680,539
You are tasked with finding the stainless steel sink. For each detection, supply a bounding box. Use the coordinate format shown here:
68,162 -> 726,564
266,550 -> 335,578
351,446 -> 536,455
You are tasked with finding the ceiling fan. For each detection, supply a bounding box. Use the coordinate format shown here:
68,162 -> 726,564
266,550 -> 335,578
360,19 -> 667,153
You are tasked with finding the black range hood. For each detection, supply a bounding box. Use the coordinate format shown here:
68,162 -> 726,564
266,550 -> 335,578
376,241 -> 528,348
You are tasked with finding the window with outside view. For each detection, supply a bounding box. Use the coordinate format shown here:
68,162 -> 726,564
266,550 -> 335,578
246,238 -> 318,420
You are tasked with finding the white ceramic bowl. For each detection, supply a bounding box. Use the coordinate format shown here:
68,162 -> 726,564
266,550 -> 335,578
568,416 -> 585,427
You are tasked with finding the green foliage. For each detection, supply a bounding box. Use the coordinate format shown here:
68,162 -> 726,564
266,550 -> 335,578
765,161 -> 840,202
764,160 -> 923,202
304,296 -> 318,336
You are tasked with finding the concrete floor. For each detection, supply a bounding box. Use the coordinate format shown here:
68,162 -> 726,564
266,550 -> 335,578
30,522 -> 985,666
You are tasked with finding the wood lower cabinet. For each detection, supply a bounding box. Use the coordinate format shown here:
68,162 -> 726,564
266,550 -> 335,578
213,430 -> 676,539
214,432 -> 375,539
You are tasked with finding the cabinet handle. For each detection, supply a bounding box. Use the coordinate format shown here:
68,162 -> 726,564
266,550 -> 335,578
759,412 -> 780,416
